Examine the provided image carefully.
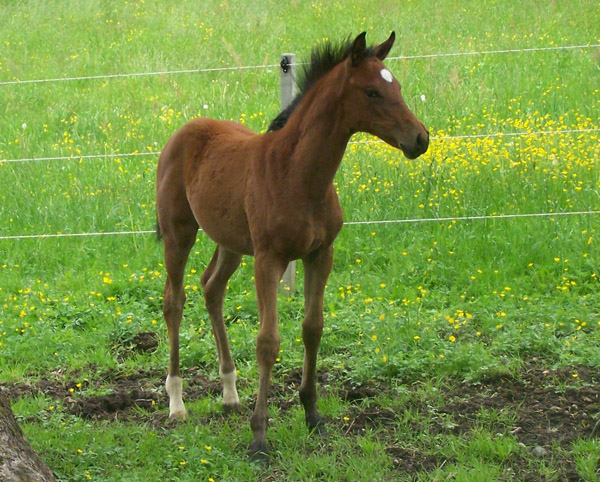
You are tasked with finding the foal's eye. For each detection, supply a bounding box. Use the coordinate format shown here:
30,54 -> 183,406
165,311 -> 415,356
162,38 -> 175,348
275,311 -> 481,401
365,89 -> 382,99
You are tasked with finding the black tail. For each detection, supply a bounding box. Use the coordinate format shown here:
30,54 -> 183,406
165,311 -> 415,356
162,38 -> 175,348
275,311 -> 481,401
156,218 -> 163,241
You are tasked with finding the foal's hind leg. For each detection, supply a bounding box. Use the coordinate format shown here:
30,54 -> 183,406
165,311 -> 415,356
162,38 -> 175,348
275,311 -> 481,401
161,221 -> 198,420
201,246 -> 242,413
299,246 -> 333,433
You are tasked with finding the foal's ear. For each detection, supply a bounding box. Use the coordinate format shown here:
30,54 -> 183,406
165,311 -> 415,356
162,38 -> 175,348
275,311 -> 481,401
373,31 -> 396,61
351,32 -> 367,66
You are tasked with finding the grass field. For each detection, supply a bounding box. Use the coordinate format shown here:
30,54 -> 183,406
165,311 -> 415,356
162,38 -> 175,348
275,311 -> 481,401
1,0 -> 600,480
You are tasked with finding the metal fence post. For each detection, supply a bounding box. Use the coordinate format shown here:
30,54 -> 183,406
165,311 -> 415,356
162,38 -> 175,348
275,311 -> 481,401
280,53 -> 297,293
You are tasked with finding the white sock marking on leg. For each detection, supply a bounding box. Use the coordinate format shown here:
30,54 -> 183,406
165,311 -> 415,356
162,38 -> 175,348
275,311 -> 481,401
220,369 -> 239,407
165,375 -> 187,420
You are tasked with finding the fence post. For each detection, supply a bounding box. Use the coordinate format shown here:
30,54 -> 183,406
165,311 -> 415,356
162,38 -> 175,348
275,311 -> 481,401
279,53 -> 297,293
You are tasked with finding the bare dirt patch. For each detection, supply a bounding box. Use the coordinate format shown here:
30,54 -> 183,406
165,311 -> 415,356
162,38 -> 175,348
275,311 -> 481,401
112,330 -> 160,361
2,363 -> 598,479
437,365 -> 599,448
339,365 -> 600,481
69,389 -> 161,420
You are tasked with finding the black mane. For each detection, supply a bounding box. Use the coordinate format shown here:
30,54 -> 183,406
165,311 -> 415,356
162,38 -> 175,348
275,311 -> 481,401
268,37 -> 374,132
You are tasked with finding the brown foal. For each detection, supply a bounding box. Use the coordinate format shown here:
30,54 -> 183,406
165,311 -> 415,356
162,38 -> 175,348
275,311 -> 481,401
156,31 -> 429,460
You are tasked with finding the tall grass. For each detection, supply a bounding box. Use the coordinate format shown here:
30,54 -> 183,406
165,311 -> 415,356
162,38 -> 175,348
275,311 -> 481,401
1,0 -> 599,480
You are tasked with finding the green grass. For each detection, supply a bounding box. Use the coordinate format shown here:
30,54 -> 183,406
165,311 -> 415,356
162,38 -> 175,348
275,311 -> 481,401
1,0 -> 600,480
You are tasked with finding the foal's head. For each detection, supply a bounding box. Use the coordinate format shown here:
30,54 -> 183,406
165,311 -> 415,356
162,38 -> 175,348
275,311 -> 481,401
343,32 -> 429,159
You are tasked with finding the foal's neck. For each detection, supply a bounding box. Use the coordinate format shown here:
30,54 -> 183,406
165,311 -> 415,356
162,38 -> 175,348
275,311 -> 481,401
280,71 -> 352,201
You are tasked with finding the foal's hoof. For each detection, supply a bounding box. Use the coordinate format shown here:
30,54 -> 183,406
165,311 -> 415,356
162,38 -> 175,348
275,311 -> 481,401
307,414 -> 327,437
309,421 -> 328,437
223,403 -> 241,415
248,442 -> 270,465
168,409 -> 187,422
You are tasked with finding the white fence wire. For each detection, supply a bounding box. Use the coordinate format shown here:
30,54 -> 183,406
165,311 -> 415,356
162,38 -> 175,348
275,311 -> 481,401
1,41 -> 598,241
0,43 -> 597,87
2,128 -> 599,164
1,211 -> 599,241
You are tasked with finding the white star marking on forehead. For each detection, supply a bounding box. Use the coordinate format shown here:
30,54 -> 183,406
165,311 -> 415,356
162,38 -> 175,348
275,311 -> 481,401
380,68 -> 393,83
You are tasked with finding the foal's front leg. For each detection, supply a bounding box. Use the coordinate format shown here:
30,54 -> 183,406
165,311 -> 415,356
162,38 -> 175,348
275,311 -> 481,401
300,246 -> 333,433
249,252 -> 287,461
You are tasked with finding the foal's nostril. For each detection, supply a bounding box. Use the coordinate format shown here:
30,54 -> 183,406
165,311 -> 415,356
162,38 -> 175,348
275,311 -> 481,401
416,132 -> 428,151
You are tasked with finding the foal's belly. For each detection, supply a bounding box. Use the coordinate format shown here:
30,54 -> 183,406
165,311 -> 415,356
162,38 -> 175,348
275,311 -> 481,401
186,168 -> 254,256
203,223 -> 255,256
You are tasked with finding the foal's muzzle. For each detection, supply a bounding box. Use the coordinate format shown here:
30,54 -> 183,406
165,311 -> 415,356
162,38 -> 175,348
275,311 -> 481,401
401,129 -> 429,159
